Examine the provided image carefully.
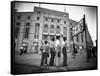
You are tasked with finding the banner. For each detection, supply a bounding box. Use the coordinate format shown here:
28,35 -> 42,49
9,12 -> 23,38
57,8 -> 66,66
73,17 -> 85,36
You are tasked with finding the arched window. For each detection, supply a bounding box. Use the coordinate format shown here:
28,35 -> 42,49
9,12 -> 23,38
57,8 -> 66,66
26,23 -> 30,26
16,22 -> 20,26
51,25 -> 54,28
50,25 -> 54,33
63,27 -> 67,35
34,23 -> 40,39
56,25 -> 60,34
43,24 -> 48,33
64,21 -> 66,24
44,24 -> 48,27
15,27 -> 20,38
27,16 -> 30,19
24,27 -> 30,38
57,26 -> 60,29
17,15 -> 21,20
15,22 -> 20,38
24,23 -> 30,39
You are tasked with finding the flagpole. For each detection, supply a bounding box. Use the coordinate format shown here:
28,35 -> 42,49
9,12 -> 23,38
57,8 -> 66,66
83,14 -> 88,62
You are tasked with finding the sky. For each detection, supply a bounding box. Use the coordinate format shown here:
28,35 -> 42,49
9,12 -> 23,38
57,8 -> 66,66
15,2 -> 97,45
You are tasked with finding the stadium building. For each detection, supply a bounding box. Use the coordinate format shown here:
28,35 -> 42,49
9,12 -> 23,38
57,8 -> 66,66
14,6 -> 93,53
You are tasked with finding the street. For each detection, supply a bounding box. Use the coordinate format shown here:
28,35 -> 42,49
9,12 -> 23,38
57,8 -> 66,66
14,51 -> 97,74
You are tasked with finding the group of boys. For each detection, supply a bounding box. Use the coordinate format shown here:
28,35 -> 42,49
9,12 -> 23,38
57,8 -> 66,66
40,37 -> 68,67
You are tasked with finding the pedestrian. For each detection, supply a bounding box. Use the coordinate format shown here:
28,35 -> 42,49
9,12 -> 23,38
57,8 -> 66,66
91,46 -> 96,57
62,38 -> 68,66
87,45 -> 92,62
72,43 -> 77,59
79,46 -> 82,55
49,38 -> 56,66
20,46 -> 24,55
23,46 -> 26,53
55,37 -> 61,67
40,40 -> 49,66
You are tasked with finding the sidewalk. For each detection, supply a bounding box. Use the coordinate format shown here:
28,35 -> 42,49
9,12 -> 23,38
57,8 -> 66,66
14,52 -> 97,74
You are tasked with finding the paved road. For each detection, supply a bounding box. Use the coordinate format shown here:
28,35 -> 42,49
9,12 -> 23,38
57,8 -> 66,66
14,51 -> 97,74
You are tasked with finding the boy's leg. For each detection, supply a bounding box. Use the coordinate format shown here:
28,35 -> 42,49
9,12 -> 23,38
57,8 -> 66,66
41,53 -> 44,66
44,53 -> 48,65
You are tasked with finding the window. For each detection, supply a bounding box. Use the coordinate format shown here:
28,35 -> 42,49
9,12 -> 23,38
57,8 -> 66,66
37,11 -> 40,14
43,24 -> 48,33
51,25 -> 54,28
57,26 -> 60,29
16,22 -> 20,26
15,27 -> 20,38
34,23 -> 40,39
70,23 -> 72,25
45,18 -> 48,21
57,19 -> 60,23
63,27 -> 67,35
51,19 -> 54,22
50,25 -> 54,33
37,17 -> 40,20
24,28 -> 30,38
42,35 -> 48,40
26,23 -> 30,26
17,16 -> 21,19
56,26 -> 60,34
24,23 -> 30,39
44,24 -> 48,28
64,21 -> 66,24
27,16 -> 30,19
15,22 -> 20,38
70,28 -> 72,32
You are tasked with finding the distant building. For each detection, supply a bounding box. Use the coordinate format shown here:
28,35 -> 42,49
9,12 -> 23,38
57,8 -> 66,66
14,6 -> 93,53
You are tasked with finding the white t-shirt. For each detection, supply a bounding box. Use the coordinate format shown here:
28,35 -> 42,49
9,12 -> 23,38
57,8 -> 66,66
62,40 -> 65,46
55,39 -> 60,47
20,46 -> 23,50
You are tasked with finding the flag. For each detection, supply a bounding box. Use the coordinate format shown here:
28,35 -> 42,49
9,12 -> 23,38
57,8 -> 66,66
73,15 -> 86,36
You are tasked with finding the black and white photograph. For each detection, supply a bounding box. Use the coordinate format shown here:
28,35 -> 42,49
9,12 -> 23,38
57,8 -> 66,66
11,1 -> 98,75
